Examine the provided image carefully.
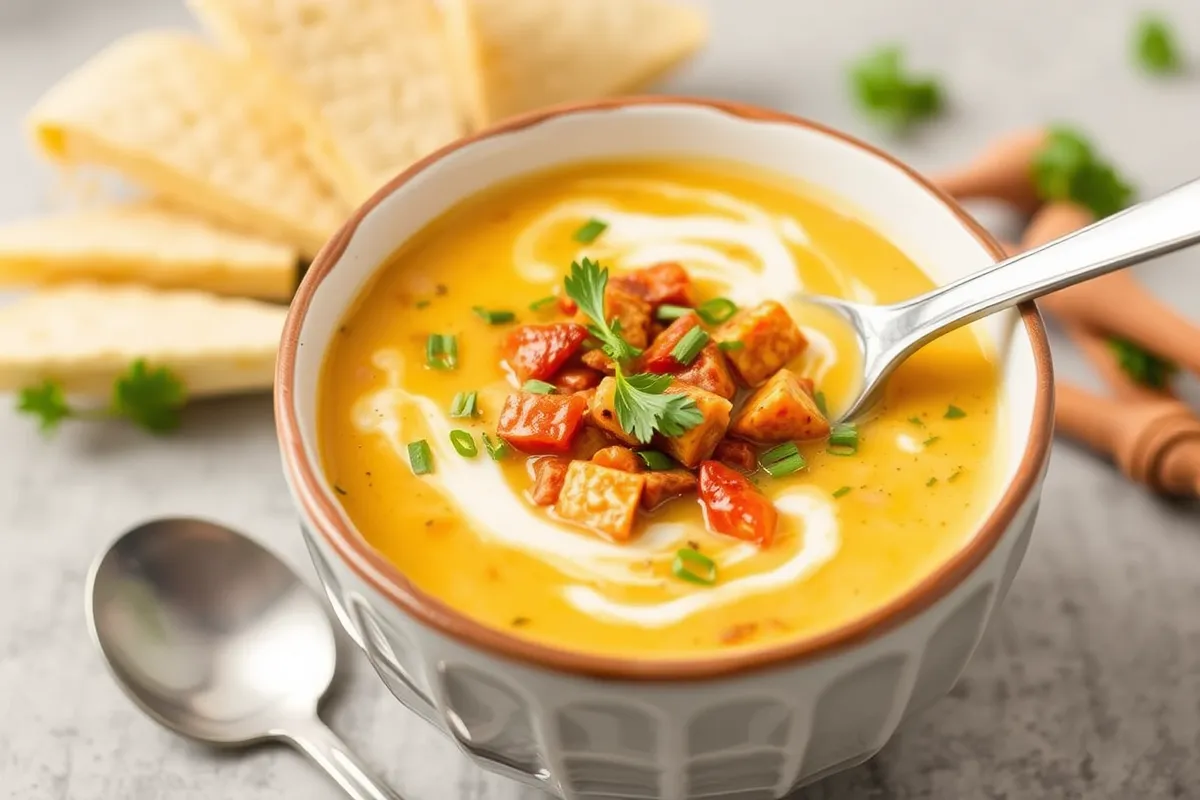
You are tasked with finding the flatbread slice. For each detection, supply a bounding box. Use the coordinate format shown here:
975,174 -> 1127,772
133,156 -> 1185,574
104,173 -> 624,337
189,0 -> 465,205
441,0 -> 708,128
28,31 -> 345,259
0,284 -> 286,398
0,203 -> 298,300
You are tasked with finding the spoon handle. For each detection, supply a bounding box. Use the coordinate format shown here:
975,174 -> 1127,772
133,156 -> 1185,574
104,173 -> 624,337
283,716 -> 405,800
895,176 -> 1200,347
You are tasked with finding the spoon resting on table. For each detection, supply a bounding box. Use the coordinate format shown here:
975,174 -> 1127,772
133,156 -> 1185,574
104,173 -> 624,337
808,176 -> 1200,422
86,518 -> 404,800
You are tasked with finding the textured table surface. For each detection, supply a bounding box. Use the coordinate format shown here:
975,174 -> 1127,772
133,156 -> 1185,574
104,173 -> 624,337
4,1 -> 1200,798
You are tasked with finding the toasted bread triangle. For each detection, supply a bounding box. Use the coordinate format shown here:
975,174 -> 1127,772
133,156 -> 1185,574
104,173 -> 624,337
28,32 -> 345,259
189,0 -> 466,205
0,284 -> 286,398
442,0 -> 708,128
0,203 -> 297,300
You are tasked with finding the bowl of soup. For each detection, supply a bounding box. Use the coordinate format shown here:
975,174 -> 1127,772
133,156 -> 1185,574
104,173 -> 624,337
276,97 -> 1053,799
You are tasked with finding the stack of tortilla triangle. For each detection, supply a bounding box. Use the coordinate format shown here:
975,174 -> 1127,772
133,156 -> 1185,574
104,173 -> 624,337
1,0 -> 707,403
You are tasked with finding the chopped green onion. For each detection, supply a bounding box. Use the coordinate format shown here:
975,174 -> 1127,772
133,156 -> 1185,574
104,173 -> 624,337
696,297 -> 738,325
449,391 -> 478,418
717,340 -> 745,352
908,416 -> 924,427
656,304 -> 693,321
637,450 -> 676,470
671,327 -> 709,366
672,547 -> 717,586
415,300 -> 431,309
923,435 -> 940,447
827,423 -> 859,455
523,379 -> 556,394
529,295 -> 558,311
407,440 -> 433,475
449,430 -> 478,458
944,404 -> 966,419
832,486 -> 853,499
948,468 -> 963,482
425,334 -> 458,370
472,306 -> 515,325
573,218 -> 609,244
926,477 -> 938,487
759,442 -> 807,477
482,432 -> 509,461
813,391 -> 829,418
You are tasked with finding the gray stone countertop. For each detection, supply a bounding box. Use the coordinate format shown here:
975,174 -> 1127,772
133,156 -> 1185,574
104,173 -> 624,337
3,1 -> 1200,798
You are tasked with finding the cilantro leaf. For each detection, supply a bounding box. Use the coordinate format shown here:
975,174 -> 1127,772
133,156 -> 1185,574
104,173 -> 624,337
849,46 -> 944,130
110,360 -> 187,433
1134,15 -> 1182,75
1107,337 -> 1176,389
1032,128 -> 1134,219
563,258 -> 641,362
613,366 -> 703,444
16,380 -> 73,433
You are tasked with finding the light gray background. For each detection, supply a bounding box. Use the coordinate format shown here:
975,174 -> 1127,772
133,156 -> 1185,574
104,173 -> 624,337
3,1 -> 1200,798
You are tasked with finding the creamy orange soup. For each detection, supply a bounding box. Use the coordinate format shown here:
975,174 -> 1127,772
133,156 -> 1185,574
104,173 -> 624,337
319,160 -> 1002,658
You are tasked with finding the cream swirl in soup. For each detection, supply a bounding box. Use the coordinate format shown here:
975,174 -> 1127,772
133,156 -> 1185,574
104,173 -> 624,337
320,159 -> 1002,657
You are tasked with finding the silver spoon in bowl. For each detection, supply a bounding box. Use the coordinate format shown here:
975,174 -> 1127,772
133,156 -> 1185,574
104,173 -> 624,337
86,517 -> 403,800
811,178 -> 1200,422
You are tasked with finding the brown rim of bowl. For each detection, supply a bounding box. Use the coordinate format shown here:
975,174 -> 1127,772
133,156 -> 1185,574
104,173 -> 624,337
275,95 -> 1054,682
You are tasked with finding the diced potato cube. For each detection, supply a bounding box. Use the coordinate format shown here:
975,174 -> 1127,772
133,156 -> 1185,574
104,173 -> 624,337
581,348 -> 616,375
677,342 -> 737,399
528,457 -> 569,506
641,469 -> 698,510
575,284 -> 653,349
729,369 -> 830,442
592,446 -> 641,472
554,461 -> 646,541
587,377 -> 639,445
713,438 -> 756,472
713,301 -> 807,387
660,380 -> 732,467
555,367 -> 602,394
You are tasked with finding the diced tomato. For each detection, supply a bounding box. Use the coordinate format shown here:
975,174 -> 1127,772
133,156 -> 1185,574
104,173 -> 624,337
497,392 -> 588,454
697,461 -> 778,546
502,323 -> 588,382
612,262 -> 693,307
641,312 -> 702,373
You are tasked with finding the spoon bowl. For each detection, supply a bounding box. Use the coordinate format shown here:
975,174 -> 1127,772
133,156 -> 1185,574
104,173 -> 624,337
816,176 -> 1200,421
87,517 -> 402,800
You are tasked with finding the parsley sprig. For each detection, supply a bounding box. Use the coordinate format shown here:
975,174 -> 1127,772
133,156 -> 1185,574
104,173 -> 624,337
1032,128 -> 1134,220
612,365 -> 703,444
849,46 -> 943,130
1134,15 -> 1182,75
1107,337 -> 1177,389
16,360 -> 186,434
563,258 -> 642,363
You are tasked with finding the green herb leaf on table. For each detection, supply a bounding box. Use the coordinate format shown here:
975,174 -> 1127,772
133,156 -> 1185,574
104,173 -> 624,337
16,380 -> 73,433
613,366 -> 703,444
1107,337 -> 1177,388
849,46 -> 943,130
111,360 -> 187,433
1134,15 -> 1182,75
1032,128 -> 1134,219
563,258 -> 642,362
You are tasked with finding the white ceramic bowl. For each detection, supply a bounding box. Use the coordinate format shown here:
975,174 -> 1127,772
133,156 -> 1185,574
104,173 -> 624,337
275,97 -> 1053,800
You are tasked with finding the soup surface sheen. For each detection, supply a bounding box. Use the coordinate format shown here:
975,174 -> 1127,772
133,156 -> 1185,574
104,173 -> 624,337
319,160 -> 1002,658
